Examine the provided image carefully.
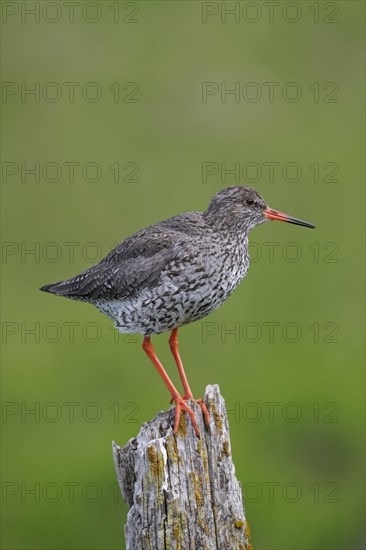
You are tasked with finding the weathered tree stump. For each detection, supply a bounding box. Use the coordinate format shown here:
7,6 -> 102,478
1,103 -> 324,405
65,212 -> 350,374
112,384 -> 251,550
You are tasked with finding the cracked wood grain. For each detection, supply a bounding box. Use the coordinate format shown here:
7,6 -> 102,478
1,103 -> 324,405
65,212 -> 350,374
113,384 -> 251,550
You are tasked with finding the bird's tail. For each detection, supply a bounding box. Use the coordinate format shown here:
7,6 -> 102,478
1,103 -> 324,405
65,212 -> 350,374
39,276 -> 90,299
40,280 -> 76,297
40,264 -> 101,299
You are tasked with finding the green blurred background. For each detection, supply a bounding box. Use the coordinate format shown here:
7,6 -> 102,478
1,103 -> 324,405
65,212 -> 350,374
1,1 -> 364,549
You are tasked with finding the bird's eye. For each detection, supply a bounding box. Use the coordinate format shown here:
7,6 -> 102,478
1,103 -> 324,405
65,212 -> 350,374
246,199 -> 254,206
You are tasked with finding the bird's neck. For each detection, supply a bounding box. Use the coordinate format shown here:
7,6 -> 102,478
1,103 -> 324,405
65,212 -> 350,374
203,219 -> 249,253
203,211 -> 252,240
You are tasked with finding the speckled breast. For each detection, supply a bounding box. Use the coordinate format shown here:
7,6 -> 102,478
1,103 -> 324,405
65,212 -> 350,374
95,235 -> 250,336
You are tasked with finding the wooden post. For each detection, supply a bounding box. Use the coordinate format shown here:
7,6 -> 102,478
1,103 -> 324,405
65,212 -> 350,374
113,384 -> 251,550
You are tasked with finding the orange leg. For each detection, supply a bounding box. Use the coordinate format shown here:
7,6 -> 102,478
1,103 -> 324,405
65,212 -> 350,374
142,336 -> 200,436
169,328 -> 210,427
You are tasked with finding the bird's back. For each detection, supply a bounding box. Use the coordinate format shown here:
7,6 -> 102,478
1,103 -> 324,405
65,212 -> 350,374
40,211 -> 210,302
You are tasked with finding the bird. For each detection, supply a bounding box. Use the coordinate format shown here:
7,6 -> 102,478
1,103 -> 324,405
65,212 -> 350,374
40,186 -> 315,436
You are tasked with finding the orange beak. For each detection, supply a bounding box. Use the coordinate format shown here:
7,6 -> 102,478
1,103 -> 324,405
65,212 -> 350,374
264,208 -> 315,229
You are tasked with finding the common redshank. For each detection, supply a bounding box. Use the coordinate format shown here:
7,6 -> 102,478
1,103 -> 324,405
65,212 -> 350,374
40,186 -> 315,435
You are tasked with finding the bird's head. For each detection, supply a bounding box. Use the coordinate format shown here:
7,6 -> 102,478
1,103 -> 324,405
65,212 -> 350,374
204,186 -> 315,232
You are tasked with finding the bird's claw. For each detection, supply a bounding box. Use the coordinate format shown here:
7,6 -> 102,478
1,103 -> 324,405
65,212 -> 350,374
194,398 -> 210,427
172,395 -> 200,436
170,394 -> 210,436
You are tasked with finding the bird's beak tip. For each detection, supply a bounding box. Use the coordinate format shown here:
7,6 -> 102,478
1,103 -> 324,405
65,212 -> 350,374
264,208 -> 315,229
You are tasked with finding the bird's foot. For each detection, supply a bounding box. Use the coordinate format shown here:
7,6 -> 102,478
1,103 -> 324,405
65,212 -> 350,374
193,397 -> 210,427
171,394 -> 201,437
170,394 -> 210,435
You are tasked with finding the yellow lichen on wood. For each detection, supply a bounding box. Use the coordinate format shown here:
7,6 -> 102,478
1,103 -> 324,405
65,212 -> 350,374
147,445 -> 164,488
209,400 -> 223,432
223,440 -> 230,456
166,434 -> 181,466
177,410 -> 187,437
143,531 -> 152,550
201,444 -> 210,484
172,520 -> 182,550
195,436 -> 209,483
189,471 -> 204,509
147,445 -> 159,477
